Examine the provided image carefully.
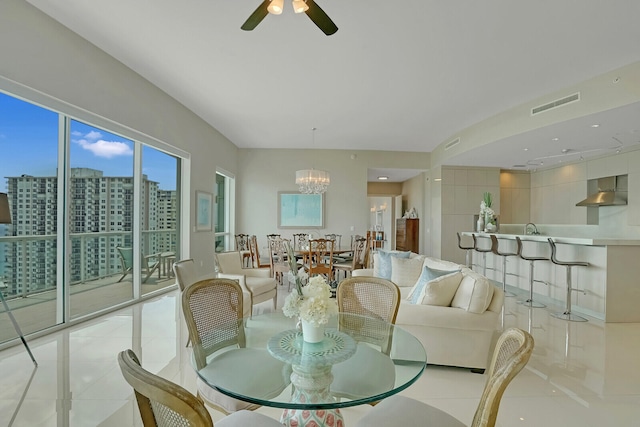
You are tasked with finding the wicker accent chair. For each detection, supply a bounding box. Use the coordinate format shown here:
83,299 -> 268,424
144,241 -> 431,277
181,279 -> 289,415
117,349 -> 283,427
304,238 -> 335,281
354,328 -> 535,427
215,251 -> 277,314
332,277 -> 401,401
333,237 -> 367,281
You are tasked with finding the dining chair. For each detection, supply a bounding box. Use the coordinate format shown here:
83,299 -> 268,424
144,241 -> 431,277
333,237 -> 367,281
248,235 -> 271,270
304,238 -> 335,281
325,233 -> 342,248
332,277 -> 401,401
269,237 -> 291,288
181,278 -> 289,415
116,246 -> 161,283
234,233 -> 252,267
117,349 -> 284,427
354,328 -> 535,427
292,233 -> 310,265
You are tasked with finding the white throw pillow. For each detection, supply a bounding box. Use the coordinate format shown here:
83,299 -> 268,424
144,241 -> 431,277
373,250 -> 411,280
390,256 -> 425,287
451,272 -> 495,313
407,265 -> 462,306
414,271 -> 463,306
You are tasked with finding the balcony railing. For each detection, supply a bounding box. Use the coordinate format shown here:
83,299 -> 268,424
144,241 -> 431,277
0,229 -> 177,302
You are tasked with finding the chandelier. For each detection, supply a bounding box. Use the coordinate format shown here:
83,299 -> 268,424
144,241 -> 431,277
296,128 -> 330,194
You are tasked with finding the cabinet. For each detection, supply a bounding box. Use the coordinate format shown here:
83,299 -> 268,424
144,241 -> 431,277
366,230 -> 385,249
396,218 -> 419,252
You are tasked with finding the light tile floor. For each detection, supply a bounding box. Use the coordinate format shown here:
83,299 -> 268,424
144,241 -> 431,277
0,283 -> 639,427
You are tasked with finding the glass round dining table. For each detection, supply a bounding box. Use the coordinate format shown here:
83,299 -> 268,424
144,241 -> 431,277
191,312 -> 427,427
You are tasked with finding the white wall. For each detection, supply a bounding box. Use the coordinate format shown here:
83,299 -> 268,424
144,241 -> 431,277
0,0 -> 237,275
237,149 -> 429,252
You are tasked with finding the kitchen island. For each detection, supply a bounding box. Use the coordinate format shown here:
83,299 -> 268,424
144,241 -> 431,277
461,231 -> 640,322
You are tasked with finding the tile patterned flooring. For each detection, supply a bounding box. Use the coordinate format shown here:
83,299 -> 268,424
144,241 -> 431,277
0,283 -> 639,426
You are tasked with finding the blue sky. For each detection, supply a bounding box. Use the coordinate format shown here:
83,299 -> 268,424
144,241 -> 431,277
0,92 -> 177,191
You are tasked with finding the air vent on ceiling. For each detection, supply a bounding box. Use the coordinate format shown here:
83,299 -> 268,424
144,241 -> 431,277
444,137 -> 460,151
531,92 -> 580,115
512,164 -> 527,168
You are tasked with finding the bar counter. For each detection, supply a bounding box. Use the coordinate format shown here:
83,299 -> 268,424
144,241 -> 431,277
460,231 -> 640,322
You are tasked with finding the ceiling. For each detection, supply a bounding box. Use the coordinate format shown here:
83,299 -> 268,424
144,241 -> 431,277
25,0 -> 640,177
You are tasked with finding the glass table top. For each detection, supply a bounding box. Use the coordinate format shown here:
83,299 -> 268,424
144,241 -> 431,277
191,312 -> 427,410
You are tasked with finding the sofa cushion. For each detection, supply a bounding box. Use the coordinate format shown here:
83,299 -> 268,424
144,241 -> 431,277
451,271 -> 495,313
390,256 -> 425,287
373,250 -> 411,279
407,265 -> 461,305
423,257 -> 462,272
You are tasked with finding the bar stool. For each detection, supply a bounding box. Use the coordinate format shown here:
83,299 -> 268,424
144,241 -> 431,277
548,238 -> 590,322
471,234 -> 492,276
456,232 -> 474,268
490,235 -> 517,297
516,236 -> 548,308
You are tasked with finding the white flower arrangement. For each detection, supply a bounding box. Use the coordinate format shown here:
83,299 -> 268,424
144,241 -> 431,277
283,275 -> 338,326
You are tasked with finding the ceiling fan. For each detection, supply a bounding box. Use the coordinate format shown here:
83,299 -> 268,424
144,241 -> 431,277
241,0 -> 338,36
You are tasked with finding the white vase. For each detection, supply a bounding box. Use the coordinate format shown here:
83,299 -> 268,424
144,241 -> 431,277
300,319 -> 325,343
476,216 -> 485,232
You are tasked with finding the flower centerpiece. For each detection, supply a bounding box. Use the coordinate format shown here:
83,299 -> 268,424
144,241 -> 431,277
283,242 -> 338,343
480,192 -> 496,232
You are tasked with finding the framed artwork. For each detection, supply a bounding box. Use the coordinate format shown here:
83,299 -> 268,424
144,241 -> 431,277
195,191 -> 213,231
278,192 -> 324,228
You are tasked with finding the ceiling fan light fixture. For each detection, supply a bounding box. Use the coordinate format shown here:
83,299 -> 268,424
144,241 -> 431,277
292,0 -> 309,13
267,0 -> 284,15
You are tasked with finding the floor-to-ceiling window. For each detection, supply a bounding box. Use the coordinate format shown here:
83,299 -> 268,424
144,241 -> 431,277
0,89 -> 185,347
214,171 -> 234,253
0,93 -> 61,342
141,145 -> 179,295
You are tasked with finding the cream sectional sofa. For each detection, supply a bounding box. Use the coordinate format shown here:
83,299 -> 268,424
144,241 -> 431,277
352,253 -> 504,372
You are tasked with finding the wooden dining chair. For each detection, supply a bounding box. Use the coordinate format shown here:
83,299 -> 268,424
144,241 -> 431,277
269,237 -> 291,288
355,328 -> 534,427
181,278 -> 289,414
332,277 -> 401,401
117,349 -> 284,427
248,235 -> 270,270
304,238 -> 335,281
333,237 -> 367,281
234,233 -> 252,267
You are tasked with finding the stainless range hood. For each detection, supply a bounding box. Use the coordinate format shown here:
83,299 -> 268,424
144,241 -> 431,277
576,175 -> 628,207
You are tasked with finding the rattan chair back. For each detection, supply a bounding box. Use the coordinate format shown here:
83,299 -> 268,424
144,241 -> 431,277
471,328 -> 534,427
118,349 -> 213,427
181,278 -> 245,370
336,277 -> 400,353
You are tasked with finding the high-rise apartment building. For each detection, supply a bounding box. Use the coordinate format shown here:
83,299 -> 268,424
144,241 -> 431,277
2,168 -> 175,296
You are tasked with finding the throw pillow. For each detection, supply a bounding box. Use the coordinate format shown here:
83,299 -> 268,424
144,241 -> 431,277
451,271 -> 495,313
419,271 -> 464,306
407,265 -> 461,305
373,250 -> 411,280
390,256 -> 426,287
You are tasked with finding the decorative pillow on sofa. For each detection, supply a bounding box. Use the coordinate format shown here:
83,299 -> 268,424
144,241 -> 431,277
451,271 -> 495,314
390,256 -> 426,287
407,265 -> 462,305
373,250 -> 411,280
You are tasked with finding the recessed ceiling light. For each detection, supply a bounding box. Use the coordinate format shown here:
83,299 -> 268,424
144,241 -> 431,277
552,137 -> 559,141
377,176 -> 388,181
523,148 -> 529,151
434,178 -> 442,182
591,124 -> 600,128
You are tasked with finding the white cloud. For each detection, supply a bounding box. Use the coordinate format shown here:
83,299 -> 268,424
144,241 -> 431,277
85,130 -> 103,140
76,139 -> 133,158
71,131 -> 82,137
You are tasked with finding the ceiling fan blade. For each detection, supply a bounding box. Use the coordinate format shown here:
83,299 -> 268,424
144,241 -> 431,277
241,0 -> 271,31
304,0 -> 338,35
